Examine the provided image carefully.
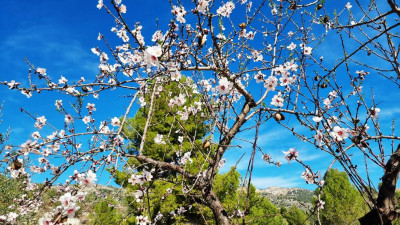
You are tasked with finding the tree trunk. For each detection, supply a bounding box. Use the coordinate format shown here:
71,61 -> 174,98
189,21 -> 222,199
202,185 -> 230,225
359,144 -> 400,225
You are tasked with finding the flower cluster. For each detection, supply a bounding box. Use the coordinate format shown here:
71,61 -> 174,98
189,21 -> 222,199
136,215 -> 150,225
168,93 -> 187,108
262,154 -> 271,162
37,191 -> 87,225
196,0 -> 210,13
283,148 -> 299,162
74,170 -> 97,187
179,151 -> 193,165
0,212 -> 18,224
154,134 -> 166,145
217,1 -> 235,17
34,116 -> 47,130
128,170 -> 153,186
171,5 -> 187,23
301,169 -> 322,185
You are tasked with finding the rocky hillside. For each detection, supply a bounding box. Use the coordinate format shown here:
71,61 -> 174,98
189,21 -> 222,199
257,187 -> 314,211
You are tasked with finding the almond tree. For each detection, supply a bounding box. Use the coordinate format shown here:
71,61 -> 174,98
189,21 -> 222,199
0,0 -> 400,224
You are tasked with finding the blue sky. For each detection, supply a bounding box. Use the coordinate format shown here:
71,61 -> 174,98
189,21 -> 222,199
1,1 -> 400,191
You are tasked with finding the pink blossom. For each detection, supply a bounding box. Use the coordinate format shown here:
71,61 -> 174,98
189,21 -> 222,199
171,70 -> 182,81
251,50 -> 263,61
330,126 -> 349,141
82,116 -> 91,124
65,203 -> 80,218
262,154 -> 271,162
58,76 -> 68,84
59,193 -> 77,208
144,45 -> 162,67
86,103 -> 96,112
65,114 -> 74,125
197,0 -> 210,13
271,7 -> 278,15
264,75 -> 278,91
314,130 -> 323,146
217,1 -> 235,17
287,42 -> 296,51
35,116 -> 47,129
37,68 -> 47,76
254,71 -> 265,83
152,30 -> 164,42
7,80 -> 20,89
154,134 -> 165,145
237,209 -> 245,217
119,4 -> 126,13
316,200 -> 325,209
136,215 -> 149,225
111,117 -> 120,127
139,96 -> 146,107
21,89 -> 32,98
97,0 -> 103,9
271,93 -> 284,107
216,77 -> 233,95
6,212 -> 18,224
55,100 -> 62,109
171,5 -> 187,23
303,46 -> 312,55
177,206 -> 187,215
279,75 -> 296,86
128,174 -> 143,186
79,170 -> 97,186
218,158 -> 226,169
313,116 -> 323,123
301,169 -> 316,184
282,148 -> 298,162
323,98 -> 331,108
179,152 -> 192,165
369,107 -> 380,118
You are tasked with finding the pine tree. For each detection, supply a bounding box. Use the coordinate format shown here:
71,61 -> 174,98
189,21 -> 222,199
317,169 -> 368,225
113,78 -> 285,224
282,206 -> 310,225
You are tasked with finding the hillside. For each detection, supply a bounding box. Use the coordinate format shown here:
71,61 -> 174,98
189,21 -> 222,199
257,187 -> 314,211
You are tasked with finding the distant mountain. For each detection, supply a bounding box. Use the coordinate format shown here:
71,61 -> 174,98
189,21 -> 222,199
257,187 -> 314,211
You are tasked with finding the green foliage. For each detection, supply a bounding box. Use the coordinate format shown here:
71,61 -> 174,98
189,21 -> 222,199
0,173 -> 41,224
317,169 -> 368,225
114,78 -> 214,223
121,77 -> 207,163
215,168 -> 241,204
282,206 -> 310,225
392,190 -> 400,224
243,185 -> 287,225
42,188 -> 58,205
89,197 -> 124,225
0,175 -> 25,215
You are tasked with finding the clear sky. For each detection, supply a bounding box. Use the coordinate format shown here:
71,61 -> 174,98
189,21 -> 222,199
1,1 -> 399,191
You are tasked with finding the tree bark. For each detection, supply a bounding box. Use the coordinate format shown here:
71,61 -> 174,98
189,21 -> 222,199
201,185 -> 230,225
359,144 -> 400,225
